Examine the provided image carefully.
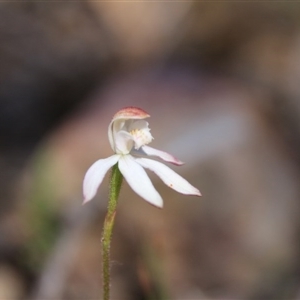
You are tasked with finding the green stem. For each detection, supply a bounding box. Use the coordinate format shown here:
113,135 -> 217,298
102,163 -> 123,300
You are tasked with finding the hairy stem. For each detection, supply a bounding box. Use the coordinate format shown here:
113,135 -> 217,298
102,164 -> 123,300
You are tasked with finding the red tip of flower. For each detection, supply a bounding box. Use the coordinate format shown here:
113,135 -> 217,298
113,107 -> 150,120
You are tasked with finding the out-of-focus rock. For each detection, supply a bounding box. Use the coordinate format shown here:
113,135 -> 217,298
90,2 -> 191,62
0,265 -> 25,300
0,1 -> 111,215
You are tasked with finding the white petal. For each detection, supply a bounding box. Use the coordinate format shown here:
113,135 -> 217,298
83,155 -> 120,204
141,145 -> 184,165
136,158 -> 201,196
118,155 -> 163,208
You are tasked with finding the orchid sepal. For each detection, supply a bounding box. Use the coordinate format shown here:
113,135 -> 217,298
136,158 -> 201,196
141,145 -> 184,165
118,155 -> 163,208
83,154 -> 120,204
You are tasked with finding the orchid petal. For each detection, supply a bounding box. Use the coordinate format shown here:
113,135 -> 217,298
118,155 -> 163,208
83,154 -> 120,204
141,145 -> 184,165
136,158 -> 201,196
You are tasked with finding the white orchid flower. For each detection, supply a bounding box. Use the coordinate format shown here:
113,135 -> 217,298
83,107 -> 201,208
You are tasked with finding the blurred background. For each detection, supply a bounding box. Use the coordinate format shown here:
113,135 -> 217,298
1,2 -> 300,299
